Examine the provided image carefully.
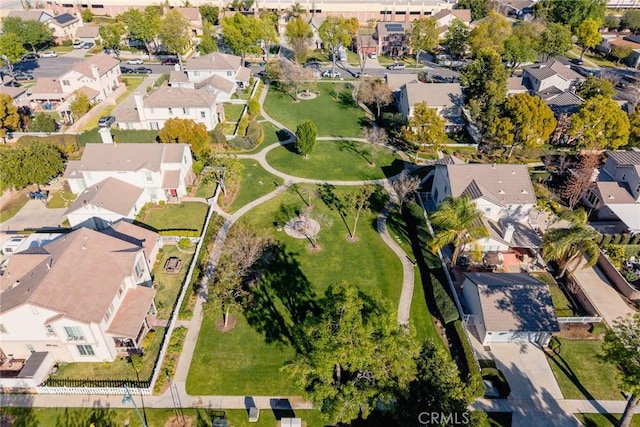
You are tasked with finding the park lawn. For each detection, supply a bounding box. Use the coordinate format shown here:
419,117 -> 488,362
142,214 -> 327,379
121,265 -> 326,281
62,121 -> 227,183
575,414 -> 640,427
54,327 -> 164,380
139,202 -> 208,235
263,82 -> 367,138
46,186 -> 76,209
266,140 -> 404,181
195,177 -> 217,198
4,407 -> 327,427
531,272 -> 577,317
81,76 -> 145,132
0,190 -> 29,222
77,129 -> 158,146
547,339 -> 623,400
223,159 -> 284,213
567,47 -> 614,68
186,305 -> 299,395
238,121 -> 290,155
152,245 -> 194,319
224,103 -> 246,122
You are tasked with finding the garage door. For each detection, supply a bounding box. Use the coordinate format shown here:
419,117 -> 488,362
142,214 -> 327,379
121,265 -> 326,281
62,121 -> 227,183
489,331 -> 541,343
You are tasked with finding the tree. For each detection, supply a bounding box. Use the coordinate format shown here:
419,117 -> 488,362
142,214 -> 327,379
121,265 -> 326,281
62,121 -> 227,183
622,10 -> 640,34
199,4 -> 220,25
275,60 -> 313,99
611,45 -> 633,64
121,7 -> 161,58
342,185 -> 375,240
286,16 -> 313,63
455,0 -> 488,21
409,18 -> 439,66
402,102 -> 446,161
357,78 -> 392,122
503,93 -> 557,157
542,209 -> 600,278
2,17 -> 53,54
158,118 -> 210,158
539,23 -> 573,60
287,2 -> 306,18
535,0 -> 605,29
287,281 -> 419,424
429,195 -> 488,267
318,16 -> 352,74
629,106 -> 640,148
468,11 -> 512,55
99,22 -> 126,59
569,95 -> 630,149
0,32 -> 27,78
576,75 -> 615,99
601,314 -> 640,427
295,120 -> 317,156
391,171 -> 421,213
442,19 -> 470,59
0,94 -> 20,143
0,141 -> 65,189
503,22 -> 541,75
158,9 -> 191,68
30,112 -> 56,133
81,8 -> 93,22
198,24 -> 218,54
604,14 -> 620,31
221,13 -> 263,59
204,148 -> 244,197
562,154 -> 600,208
575,18 -> 602,61
362,127 -> 387,166
69,92 -> 91,122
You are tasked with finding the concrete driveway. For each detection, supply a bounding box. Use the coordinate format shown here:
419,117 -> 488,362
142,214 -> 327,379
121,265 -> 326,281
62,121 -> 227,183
0,199 -> 67,233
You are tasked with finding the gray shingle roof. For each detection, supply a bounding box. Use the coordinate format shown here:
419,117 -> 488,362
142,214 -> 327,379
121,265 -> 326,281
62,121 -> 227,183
65,177 -> 144,216
185,52 -> 242,71
402,82 -> 464,109
524,59 -> 582,82
67,143 -> 187,173
607,150 -> 640,166
143,86 -> 217,108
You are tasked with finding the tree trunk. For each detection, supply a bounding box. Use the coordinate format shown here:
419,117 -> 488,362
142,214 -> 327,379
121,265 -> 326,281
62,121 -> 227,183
351,209 -> 361,239
145,41 -> 153,60
619,394 -> 639,427
451,245 -> 460,268
334,363 -> 342,385
415,49 -> 421,67
178,53 -> 184,71
224,306 -> 230,328
580,46 -> 587,61
508,143 -> 517,158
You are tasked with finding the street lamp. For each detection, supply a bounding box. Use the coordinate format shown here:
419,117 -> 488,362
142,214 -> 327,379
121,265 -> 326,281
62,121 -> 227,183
122,384 -> 148,427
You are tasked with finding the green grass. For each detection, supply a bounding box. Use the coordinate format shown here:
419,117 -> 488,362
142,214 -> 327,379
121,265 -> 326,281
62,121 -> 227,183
224,159 -> 284,213
81,77 -> 145,132
238,120 -> 289,155
266,140 -> 404,181
547,339 -> 623,400
224,103 -> 246,122
46,186 -> 76,209
138,202 -> 208,235
0,190 -> 29,222
576,413 -> 640,427
77,129 -> 159,146
54,327 -> 164,380
483,412 -> 513,427
567,47 -> 615,68
531,272 -> 577,317
152,245 -> 194,319
0,407 -> 327,427
187,186 -> 403,395
263,82 -> 367,137
195,178 -> 217,198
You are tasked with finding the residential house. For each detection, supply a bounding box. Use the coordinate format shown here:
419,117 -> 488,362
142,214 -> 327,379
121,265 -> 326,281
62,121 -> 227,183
176,7 -> 203,36
583,150 -> 640,233
48,12 -> 81,41
0,84 -> 28,105
432,9 -> 472,37
494,0 -> 536,18
0,226 -> 160,363
63,142 -> 194,223
385,74 -> 420,93
462,273 -> 559,346
28,53 -> 121,113
183,52 -> 251,89
506,76 -> 528,95
396,82 -> 465,132
597,35 -> 640,67
537,86 -> 584,116
522,59 -> 584,92
374,22 -> 411,57
74,25 -> 100,44
6,9 -> 53,22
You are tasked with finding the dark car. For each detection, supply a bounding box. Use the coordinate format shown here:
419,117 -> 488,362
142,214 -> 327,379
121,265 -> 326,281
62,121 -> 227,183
14,73 -> 34,81
21,53 -> 39,61
161,57 -> 179,65
28,190 -> 49,200
120,66 -> 134,74
82,42 -> 95,49
303,61 -> 321,69
98,115 -> 116,127
134,67 -> 153,74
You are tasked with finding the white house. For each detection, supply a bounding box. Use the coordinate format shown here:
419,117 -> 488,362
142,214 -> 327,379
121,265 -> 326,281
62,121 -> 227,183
0,226 -> 160,363
183,52 -> 251,89
48,12 -> 81,41
583,150 -> 640,233
522,59 -> 584,92
462,273 -> 559,346
6,9 -> 53,23
396,82 -> 465,132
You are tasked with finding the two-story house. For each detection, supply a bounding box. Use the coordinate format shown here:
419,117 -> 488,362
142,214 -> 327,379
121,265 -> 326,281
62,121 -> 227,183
374,22 -> 411,57
396,82 -> 465,132
583,150 -> 640,234
63,143 -> 194,229
48,12 -> 81,41
0,225 -> 160,363
522,59 -> 584,92
183,52 -> 251,89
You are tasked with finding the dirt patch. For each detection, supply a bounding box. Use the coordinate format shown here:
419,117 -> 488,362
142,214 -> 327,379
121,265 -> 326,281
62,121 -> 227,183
164,415 -> 193,427
215,315 -> 237,332
556,323 -> 603,340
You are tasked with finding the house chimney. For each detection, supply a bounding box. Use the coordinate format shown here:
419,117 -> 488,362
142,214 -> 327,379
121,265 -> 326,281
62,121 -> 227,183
503,223 -> 515,243
99,127 -> 114,144
90,63 -> 101,81
134,92 -> 145,121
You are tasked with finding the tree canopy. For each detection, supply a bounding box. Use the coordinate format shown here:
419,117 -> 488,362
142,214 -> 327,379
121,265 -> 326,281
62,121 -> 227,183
0,32 -> 27,76
401,102 -> 446,160
221,13 -> 264,58
2,17 -> 53,54
295,120 -> 317,156
318,16 -> 353,72
158,9 -> 191,65
539,23 -> 573,60
0,142 -> 65,189
69,92 -> 91,122
443,19 -> 470,59
357,78 -> 392,121
569,95 -> 630,149
468,11 -> 512,55
455,0 -> 488,21
120,7 -> 161,56
576,76 -> 615,99
158,118 -> 210,158
286,16 -> 313,63
409,18 -> 439,65
0,93 -> 20,143
535,0 -> 605,29
503,93 -> 557,157
575,18 -> 603,60
287,281 -> 419,424
99,22 -> 126,59
504,22 -> 541,75
199,4 -> 220,25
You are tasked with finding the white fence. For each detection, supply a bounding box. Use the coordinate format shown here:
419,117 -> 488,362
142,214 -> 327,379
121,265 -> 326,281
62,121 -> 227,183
35,386 -> 151,395
557,316 -> 603,323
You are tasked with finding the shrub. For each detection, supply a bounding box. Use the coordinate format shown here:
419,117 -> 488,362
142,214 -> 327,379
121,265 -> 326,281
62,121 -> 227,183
81,8 -> 93,22
192,160 -> 204,174
246,120 -> 264,146
612,233 -> 622,245
178,237 -> 191,250
620,234 -> 632,245
431,273 -> 459,324
61,39 -> 73,47
601,233 -> 613,246
17,135 -> 78,155
294,120 -> 317,156
594,233 -> 604,245
453,320 -> 484,398
227,136 -> 254,150
236,115 -> 249,136
153,73 -> 169,88
210,128 -> 226,144
632,234 -> 640,245
247,98 -> 260,118
30,113 -> 57,133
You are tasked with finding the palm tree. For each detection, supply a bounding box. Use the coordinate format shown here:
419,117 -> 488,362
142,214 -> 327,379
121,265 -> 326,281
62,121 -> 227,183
542,209 -> 600,278
429,195 -> 489,266
288,2 -> 306,18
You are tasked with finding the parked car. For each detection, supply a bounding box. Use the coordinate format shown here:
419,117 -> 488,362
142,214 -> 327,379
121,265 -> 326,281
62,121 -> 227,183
303,61 -> 321,69
73,40 -> 85,49
127,58 -> 144,65
21,53 -> 39,61
321,70 -> 341,78
368,53 -> 377,59
355,72 -> 372,78
82,42 -> 95,49
97,115 -> 116,127
120,66 -> 134,74
134,67 -> 153,74
39,51 -> 58,58
28,190 -> 49,200
161,57 -> 179,65
14,73 -> 34,81
387,63 -> 405,70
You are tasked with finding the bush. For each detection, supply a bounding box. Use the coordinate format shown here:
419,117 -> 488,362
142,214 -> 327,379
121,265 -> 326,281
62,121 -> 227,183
210,128 -> 226,144
61,39 -> 73,47
594,233 -> 604,245
601,233 -> 613,246
431,272 -> 459,324
453,320 -> 484,398
246,120 -> 264,146
17,134 -> 78,155
247,98 -> 260,118
632,234 -> 640,245
612,233 -> 622,245
481,367 -> 511,398
153,73 -> 169,88
192,160 -> 204,174
294,120 -> 317,156
227,136 -> 254,150
620,234 -> 632,245
178,237 -> 191,250
30,113 -> 57,133
236,115 -> 249,136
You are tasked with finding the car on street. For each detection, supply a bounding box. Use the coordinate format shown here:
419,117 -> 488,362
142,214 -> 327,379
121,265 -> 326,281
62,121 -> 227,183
134,67 -> 153,74
368,53 -> 377,59
82,42 -> 95,49
161,57 -> 179,65
21,53 -> 39,61
387,63 -> 405,70
98,115 -> 116,127
14,73 -> 34,81
354,72 -> 372,78
303,61 -> 321,69
39,51 -> 58,58
120,66 -> 134,74
73,40 -> 85,49
28,190 -> 49,200
321,70 -> 341,78
127,58 -> 144,65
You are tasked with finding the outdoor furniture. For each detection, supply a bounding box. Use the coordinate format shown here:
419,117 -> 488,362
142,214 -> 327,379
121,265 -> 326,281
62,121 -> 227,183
163,257 -> 183,274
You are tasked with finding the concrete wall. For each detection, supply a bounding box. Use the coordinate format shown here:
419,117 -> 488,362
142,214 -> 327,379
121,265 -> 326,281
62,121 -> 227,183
597,252 -> 640,302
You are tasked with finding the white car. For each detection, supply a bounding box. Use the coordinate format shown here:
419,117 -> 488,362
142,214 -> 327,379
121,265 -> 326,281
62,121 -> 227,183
126,58 -> 144,65
321,70 -> 341,78
72,40 -> 85,49
40,51 -> 58,58
368,53 -> 377,59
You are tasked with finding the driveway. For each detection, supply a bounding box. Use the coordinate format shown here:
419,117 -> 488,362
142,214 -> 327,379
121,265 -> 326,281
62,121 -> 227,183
111,74 -> 157,124
0,199 -> 67,233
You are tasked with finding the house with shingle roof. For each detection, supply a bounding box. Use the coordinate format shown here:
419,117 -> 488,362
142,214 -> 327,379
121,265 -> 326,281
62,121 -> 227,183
523,59 -> 584,92
462,273 -> 559,346
583,150 -> 640,233
6,9 -> 53,22
0,226 -> 159,363
176,7 -> 204,36
374,21 -> 411,57
183,52 -> 250,89
396,82 -> 465,132
48,12 -> 81,41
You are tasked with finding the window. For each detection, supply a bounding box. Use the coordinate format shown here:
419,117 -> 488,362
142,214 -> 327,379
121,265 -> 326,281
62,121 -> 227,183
168,107 -> 173,115
45,324 -> 55,334
183,108 -> 189,114
76,345 -> 95,356
62,80 -> 70,86
134,261 -> 144,278
0,324 -> 6,333
151,122 -> 159,130
194,71 -> 200,77
64,326 -> 84,340
200,111 -> 206,119
485,208 -> 491,214
104,303 -> 114,321
118,284 -> 125,296
26,345 -> 35,353
226,71 -> 233,77
144,171 -> 153,182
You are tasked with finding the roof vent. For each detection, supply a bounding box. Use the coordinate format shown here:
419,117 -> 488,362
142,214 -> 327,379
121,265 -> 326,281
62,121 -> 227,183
512,170 -> 516,174
608,194 -> 615,199
81,244 -> 87,250
498,189 -> 506,194
521,189 -> 528,194
491,164 -> 496,169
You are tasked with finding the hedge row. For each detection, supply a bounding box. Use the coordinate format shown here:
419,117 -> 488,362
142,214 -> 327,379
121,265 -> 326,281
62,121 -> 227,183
454,320 -> 484,398
597,233 -> 640,246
